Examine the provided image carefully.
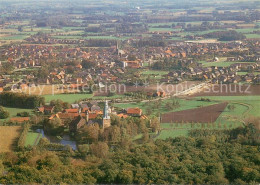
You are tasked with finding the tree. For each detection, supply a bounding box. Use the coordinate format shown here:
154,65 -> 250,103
127,55 -> 137,61
53,100 -> 64,113
150,117 -> 160,133
44,117 -> 63,135
90,142 -> 109,158
0,106 -> 9,119
18,26 -> 24,32
0,62 -> 14,74
78,144 -> 89,157
82,60 -> 97,69
165,102 -> 173,110
227,104 -> 235,112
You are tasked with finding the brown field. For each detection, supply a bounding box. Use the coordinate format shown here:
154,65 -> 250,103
192,84 -> 260,97
161,102 -> 228,123
94,81 -> 199,96
0,126 -> 21,153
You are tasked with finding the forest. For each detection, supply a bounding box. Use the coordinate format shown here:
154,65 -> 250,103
0,123 -> 259,184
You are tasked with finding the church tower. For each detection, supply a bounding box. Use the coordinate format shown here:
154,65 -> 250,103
102,100 -> 111,129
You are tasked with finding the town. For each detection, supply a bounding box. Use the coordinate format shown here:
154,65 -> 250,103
0,0 -> 259,184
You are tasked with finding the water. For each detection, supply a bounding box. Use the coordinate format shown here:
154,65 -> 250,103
36,129 -> 77,150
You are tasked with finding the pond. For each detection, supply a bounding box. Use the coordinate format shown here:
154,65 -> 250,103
36,129 -> 77,150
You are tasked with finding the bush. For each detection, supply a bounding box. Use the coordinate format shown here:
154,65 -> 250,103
17,112 -> 30,117
0,106 -> 9,119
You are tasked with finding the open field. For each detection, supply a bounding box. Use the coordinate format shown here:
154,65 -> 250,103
156,129 -> 189,140
115,97 -> 218,115
43,93 -> 94,103
198,60 -> 236,67
161,102 -> 228,123
141,70 -> 169,76
0,126 -> 21,152
192,84 -> 260,96
25,129 -> 42,147
195,96 -> 260,117
0,107 -> 33,122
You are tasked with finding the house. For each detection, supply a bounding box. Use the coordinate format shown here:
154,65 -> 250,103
43,106 -> 54,114
155,91 -> 166,97
127,108 -> 142,117
117,113 -> 128,119
69,116 -> 86,132
219,75 -> 228,83
65,109 -> 79,114
36,107 -> 45,113
10,117 -> 30,123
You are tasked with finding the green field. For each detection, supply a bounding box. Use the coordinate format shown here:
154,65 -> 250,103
245,34 -> 260,39
156,129 -> 189,139
141,70 -> 169,80
0,107 -> 33,123
43,93 -> 94,103
197,96 -> 260,117
237,71 -> 260,76
155,95 -> 260,140
141,70 -> 169,75
92,94 -> 125,100
198,60 -> 236,67
115,98 -> 218,115
149,27 -> 173,32
25,129 -> 42,147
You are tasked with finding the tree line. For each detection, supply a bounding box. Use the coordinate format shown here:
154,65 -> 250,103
0,123 -> 259,184
0,92 -> 45,109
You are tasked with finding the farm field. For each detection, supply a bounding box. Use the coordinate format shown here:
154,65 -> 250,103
196,96 -> 260,117
161,102 -> 228,123
43,93 -> 94,103
0,126 -> 21,152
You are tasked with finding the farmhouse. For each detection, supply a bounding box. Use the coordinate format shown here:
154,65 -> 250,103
10,117 -> 30,123
127,108 -> 142,117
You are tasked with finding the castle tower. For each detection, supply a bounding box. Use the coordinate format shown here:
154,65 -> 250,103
102,100 -> 111,129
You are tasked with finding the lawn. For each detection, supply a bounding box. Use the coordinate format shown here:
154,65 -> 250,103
43,93 -> 94,103
149,27 -> 173,32
245,34 -> 260,39
0,126 -> 21,152
237,71 -> 260,75
0,34 -> 29,40
92,94 -> 125,100
141,70 -> 169,80
0,107 -> 33,122
25,129 -> 42,147
198,61 -> 236,67
156,129 -> 189,140
5,106 -> 32,115
141,70 -> 169,76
